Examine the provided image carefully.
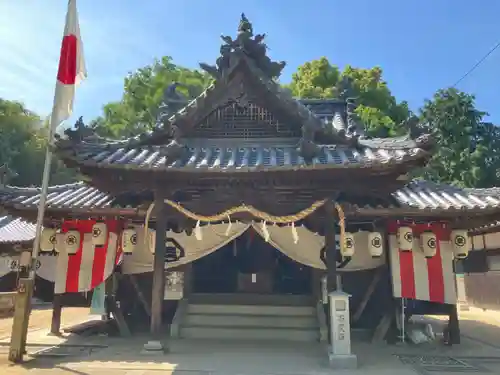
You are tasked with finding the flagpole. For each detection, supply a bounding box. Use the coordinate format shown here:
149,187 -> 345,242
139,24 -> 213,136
29,119 -> 57,278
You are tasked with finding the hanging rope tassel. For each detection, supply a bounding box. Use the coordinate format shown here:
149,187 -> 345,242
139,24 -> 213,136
194,220 -> 203,241
224,215 -> 232,236
262,221 -> 270,242
291,222 -> 299,244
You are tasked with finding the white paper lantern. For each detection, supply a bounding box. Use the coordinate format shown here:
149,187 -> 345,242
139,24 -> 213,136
54,233 -> 65,253
148,229 -> 156,254
451,229 -> 470,259
420,231 -> 437,258
340,232 -> 355,257
64,230 -> 81,255
397,226 -> 413,251
91,222 -> 108,246
40,228 -> 57,252
121,228 -> 138,254
368,232 -> 384,258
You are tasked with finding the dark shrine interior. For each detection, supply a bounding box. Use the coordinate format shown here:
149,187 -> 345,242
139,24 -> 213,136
192,228 -> 312,295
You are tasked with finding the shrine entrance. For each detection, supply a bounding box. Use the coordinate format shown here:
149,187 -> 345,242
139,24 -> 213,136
192,228 -> 313,296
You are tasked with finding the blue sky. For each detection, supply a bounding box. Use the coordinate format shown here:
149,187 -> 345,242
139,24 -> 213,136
1,0 -> 500,127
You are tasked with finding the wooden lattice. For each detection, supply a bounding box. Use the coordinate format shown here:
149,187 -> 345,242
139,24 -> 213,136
190,102 -> 301,138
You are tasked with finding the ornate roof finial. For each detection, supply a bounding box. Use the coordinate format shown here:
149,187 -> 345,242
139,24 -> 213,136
59,116 -> 95,142
199,14 -> 286,81
0,164 -> 17,188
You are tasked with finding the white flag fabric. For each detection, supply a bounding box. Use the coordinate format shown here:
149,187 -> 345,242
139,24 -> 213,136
50,0 -> 87,137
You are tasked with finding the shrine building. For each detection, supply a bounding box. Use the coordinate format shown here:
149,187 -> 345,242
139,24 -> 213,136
2,13 -> 500,365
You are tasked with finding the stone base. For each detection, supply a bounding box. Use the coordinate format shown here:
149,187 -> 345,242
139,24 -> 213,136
140,340 -> 168,356
328,352 -> 358,369
458,302 -> 470,312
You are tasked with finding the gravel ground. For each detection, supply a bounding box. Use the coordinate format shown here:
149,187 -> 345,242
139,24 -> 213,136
0,306 -> 90,340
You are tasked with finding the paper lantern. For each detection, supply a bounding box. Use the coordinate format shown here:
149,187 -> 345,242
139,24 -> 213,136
121,228 -> 137,254
397,226 -> 413,251
451,229 -> 470,259
54,233 -> 65,253
91,222 -> 108,246
340,232 -> 355,257
368,232 -> 384,257
420,231 -> 437,258
148,229 -> 156,254
64,230 -> 81,255
40,228 -> 57,252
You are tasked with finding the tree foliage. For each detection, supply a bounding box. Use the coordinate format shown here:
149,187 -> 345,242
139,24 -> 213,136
416,88 -> 500,188
0,99 -> 77,187
286,57 -> 411,137
91,56 -> 211,138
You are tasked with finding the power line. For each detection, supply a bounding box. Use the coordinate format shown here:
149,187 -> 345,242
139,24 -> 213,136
452,40 -> 500,88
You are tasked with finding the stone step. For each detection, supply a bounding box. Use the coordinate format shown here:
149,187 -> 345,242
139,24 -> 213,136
180,325 -> 319,342
187,303 -> 315,316
188,293 -> 314,306
184,313 -> 318,328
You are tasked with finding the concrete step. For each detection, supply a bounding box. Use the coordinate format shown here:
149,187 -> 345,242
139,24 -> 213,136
187,303 -> 315,316
188,293 -> 314,306
180,325 -> 319,342
184,313 -> 318,328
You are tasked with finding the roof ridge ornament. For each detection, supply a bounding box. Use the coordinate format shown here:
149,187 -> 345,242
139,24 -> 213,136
199,13 -> 286,82
55,116 -> 96,143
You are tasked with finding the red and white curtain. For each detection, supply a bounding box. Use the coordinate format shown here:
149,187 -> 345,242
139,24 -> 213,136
54,219 -> 122,294
388,222 -> 456,304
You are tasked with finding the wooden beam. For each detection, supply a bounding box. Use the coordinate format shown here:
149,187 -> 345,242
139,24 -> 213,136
128,274 -> 151,317
352,268 -> 383,323
105,274 -> 131,337
150,194 -> 167,339
50,294 -> 63,335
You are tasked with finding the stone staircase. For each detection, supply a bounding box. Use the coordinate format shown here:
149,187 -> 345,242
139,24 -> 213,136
174,293 -> 320,342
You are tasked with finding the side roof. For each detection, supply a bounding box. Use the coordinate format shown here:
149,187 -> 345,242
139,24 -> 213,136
1,180 -> 500,219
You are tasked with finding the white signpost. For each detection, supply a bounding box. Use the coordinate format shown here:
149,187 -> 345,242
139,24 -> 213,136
328,291 -> 358,369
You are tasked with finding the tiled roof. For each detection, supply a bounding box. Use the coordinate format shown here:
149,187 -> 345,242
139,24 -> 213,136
60,138 -> 430,172
0,180 -> 500,243
391,180 -> 500,211
0,182 -> 114,210
1,180 -> 500,215
0,216 -> 35,244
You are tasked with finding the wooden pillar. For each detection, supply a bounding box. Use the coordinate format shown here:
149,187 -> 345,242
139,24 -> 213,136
8,278 -> 33,363
447,303 -> 461,345
150,194 -> 167,339
50,294 -> 62,335
324,200 -> 337,292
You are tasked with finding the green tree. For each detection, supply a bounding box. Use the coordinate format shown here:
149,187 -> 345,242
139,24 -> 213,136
0,99 -> 77,186
91,56 -> 211,138
415,88 -> 499,188
286,57 -> 411,137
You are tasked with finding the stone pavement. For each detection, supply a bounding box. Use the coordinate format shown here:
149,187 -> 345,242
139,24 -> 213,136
0,308 -> 500,374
